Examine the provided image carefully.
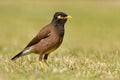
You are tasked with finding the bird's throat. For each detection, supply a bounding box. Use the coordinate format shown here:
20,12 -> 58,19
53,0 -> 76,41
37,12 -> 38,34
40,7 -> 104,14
55,24 -> 64,37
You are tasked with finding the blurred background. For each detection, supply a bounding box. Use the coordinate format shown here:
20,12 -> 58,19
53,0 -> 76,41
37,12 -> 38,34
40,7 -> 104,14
0,0 -> 120,79
0,0 -> 120,50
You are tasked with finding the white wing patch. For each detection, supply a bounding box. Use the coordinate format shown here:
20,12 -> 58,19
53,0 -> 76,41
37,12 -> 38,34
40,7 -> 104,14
22,47 -> 32,56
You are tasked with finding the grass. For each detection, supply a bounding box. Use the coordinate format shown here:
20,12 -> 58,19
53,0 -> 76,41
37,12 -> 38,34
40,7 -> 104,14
0,0 -> 120,80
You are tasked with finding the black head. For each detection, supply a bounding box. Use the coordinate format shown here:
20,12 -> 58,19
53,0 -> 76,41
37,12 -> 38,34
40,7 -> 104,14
51,12 -> 72,25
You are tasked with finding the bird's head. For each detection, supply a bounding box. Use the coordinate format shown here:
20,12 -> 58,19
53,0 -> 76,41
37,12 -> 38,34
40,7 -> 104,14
51,12 -> 72,25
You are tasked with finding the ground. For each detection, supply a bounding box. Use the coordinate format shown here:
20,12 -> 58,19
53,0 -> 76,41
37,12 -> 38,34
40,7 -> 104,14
0,0 -> 120,80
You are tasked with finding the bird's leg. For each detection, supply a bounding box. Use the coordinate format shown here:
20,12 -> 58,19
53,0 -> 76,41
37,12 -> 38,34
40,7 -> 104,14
39,54 -> 44,68
43,54 -> 49,66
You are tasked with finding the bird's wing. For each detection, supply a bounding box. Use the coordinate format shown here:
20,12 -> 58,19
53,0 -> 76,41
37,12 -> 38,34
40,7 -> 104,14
25,25 -> 51,48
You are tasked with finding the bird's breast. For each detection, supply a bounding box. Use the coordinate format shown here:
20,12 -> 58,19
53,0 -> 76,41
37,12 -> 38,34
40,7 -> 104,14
44,35 -> 63,54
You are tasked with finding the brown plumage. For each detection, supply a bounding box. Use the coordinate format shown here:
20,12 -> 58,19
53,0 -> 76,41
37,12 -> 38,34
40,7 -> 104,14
11,12 -> 72,67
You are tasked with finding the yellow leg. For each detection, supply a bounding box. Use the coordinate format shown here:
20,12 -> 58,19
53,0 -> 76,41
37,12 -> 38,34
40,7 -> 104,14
39,54 -> 49,69
43,54 -> 49,67
44,60 -> 48,66
39,61 -> 44,68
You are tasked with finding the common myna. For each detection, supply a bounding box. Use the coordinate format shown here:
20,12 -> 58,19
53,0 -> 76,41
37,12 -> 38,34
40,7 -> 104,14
11,12 -> 72,68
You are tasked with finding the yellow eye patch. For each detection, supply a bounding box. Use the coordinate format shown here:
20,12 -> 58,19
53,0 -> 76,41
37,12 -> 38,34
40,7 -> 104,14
57,15 -> 64,19
57,15 -> 72,19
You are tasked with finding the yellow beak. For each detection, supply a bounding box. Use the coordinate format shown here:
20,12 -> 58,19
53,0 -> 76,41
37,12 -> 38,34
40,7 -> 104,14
65,15 -> 72,19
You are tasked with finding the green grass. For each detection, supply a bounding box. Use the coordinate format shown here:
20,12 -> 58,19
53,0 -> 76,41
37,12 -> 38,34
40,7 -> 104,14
0,0 -> 120,80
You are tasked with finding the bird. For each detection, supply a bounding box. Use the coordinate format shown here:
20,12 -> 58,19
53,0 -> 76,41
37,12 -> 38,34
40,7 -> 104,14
11,12 -> 72,68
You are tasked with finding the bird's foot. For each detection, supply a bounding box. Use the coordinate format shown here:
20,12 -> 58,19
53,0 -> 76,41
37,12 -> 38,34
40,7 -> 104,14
39,61 -> 44,69
44,60 -> 49,67
39,60 -> 50,71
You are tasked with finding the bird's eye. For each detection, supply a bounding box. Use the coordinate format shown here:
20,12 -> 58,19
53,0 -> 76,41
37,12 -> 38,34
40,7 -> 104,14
57,15 -> 64,19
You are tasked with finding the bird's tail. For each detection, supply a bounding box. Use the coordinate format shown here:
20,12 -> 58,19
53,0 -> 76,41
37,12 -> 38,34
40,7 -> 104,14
11,47 -> 32,60
11,51 -> 23,60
